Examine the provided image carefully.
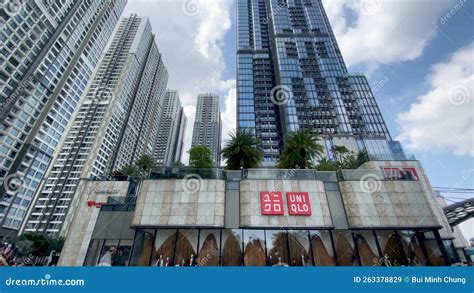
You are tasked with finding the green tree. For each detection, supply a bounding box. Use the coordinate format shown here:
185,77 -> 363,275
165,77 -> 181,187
118,164 -> 141,177
355,150 -> 369,168
316,158 -> 338,171
188,145 -> 213,169
331,145 -> 352,167
221,130 -> 263,170
315,148 -> 369,171
136,154 -> 158,175
278,130 -> 324,169
7,232 -> 64,258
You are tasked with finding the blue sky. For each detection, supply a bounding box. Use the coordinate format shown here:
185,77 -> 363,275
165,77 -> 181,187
124,0 -> 473,238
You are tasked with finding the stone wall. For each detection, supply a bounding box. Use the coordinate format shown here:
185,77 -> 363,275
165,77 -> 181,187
240,180 -> 332,228
132,179 -> 225,227
358,160 -> 453,238
340,180 -> 438,228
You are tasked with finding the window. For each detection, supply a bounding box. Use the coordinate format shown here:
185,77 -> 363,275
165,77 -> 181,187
288,230 -> 312,266
310,230 -> 335,266
130,229 -> 155,266
334,231 -> 357,266
174,230 -> 198,266
266,230 -> 289,266
221,229 -> 243,266
243,230 -> 266,266
153,229 -> 177,266
354,231 -> 380,266
198,230 -> 221,266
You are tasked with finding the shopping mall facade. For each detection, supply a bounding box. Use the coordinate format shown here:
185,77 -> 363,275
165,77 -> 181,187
58,156 -> 470,267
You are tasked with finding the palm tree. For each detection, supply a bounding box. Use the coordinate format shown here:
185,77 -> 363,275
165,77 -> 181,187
221,130 -> 263,170
278,130 -> 324,169
136,154 -> 157,175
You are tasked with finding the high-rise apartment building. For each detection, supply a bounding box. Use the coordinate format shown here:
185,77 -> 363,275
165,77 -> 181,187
237,0 -> 403,166
21,16 -> 169,237
154,90 -> 187,166
0,0 -> 126,236
191,94 -> 222,166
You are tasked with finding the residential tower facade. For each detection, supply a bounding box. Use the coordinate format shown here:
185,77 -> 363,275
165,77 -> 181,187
21,16 -> 169,237
0,0 -> 126,236
191,94 -> 222,166
154,90 -> 187,166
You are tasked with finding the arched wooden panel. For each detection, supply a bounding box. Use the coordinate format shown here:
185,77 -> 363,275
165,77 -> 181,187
175,231 -> 196,265
335,233 -> 355,266
198,233 -> 220,266
244,238 -> 265,266
137,233 -> 154,266
288,233 -> 310,266
357,237 -> 378,266
311,235 -> 335,266
267,232 -> 289,266
154,232 -> 177,266
383,233 -> 404,266
222,232 -> 242,266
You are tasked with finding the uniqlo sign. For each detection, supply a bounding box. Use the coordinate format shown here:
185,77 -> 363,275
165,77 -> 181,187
286,192 -> 312,216
260,191 -> 284,215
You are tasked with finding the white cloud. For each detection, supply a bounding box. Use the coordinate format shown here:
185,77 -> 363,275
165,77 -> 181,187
221,86 -> 237,144
123,0 -> 236,163
322,0 -> 457,68
396,42 -> 474,157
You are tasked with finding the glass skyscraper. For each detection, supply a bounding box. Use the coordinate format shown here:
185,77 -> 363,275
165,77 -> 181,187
0,0 -> 126,236
237,0 -> 402,166
21,16 -> 169,237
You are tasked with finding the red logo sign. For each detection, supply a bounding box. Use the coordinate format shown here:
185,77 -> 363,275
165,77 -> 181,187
260,192 -> 284,215
86,201 -> 106,208
383,167 -> 419,181
286,192 -> 312,216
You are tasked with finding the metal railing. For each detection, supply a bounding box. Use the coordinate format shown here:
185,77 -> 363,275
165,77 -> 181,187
87,153 -> 417,183
149,167 -> 226,180
242,169 -> 337,181
368,153 -> 416,161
